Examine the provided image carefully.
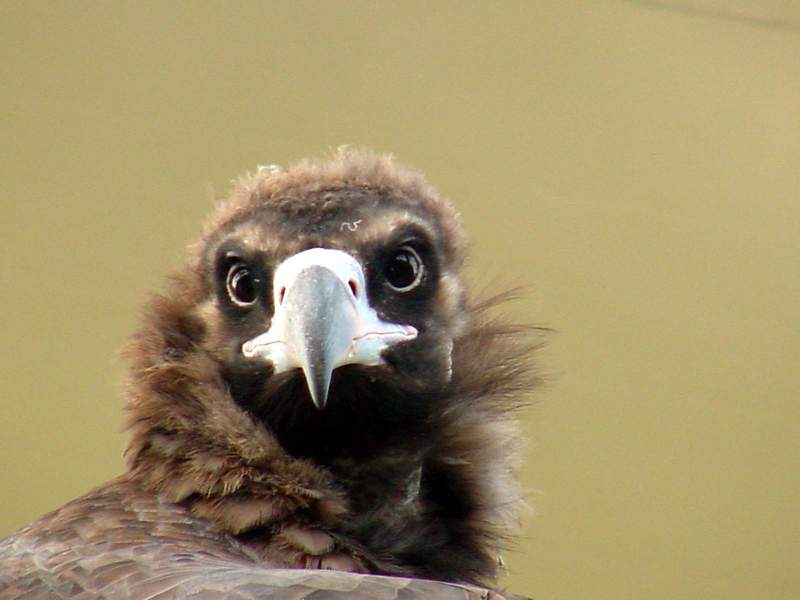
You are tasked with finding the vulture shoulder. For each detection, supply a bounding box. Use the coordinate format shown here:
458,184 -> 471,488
0,477 -> 509,598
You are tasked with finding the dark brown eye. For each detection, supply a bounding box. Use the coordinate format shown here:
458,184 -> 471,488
226,263 -> 257,306
385,246 -> 424,292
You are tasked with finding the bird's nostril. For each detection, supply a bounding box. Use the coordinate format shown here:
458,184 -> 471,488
348,279 -> 358,299
278,286 -> 287,305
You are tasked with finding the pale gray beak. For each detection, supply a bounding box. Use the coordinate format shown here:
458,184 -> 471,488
242,248 -> 417,409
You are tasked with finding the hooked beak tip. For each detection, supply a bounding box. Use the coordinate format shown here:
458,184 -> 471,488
308,380 -> 328,410
311,394 -> 327,410
304,366 -> 331,410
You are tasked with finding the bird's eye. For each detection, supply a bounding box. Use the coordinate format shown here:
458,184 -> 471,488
226,263 -> 257,306
385,246 -> 424,292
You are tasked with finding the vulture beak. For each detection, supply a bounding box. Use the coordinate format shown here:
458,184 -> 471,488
242,248 -> 418,409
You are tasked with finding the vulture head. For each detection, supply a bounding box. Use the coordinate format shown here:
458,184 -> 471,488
123,149 -> 535,587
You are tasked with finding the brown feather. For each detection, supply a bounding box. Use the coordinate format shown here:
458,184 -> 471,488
0,149 -> 537,599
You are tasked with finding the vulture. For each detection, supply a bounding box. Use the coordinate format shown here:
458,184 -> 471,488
0,149 -> 536,599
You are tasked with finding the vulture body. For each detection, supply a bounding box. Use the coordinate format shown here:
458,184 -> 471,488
0,150 -> 535,599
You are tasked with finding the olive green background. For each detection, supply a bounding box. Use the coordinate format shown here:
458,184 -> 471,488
2,2 -> 798,599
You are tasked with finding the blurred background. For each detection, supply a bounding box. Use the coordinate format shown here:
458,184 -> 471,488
1,2 -> 798,598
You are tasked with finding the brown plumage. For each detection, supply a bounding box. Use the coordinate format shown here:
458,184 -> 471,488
0,149 -> 536,599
